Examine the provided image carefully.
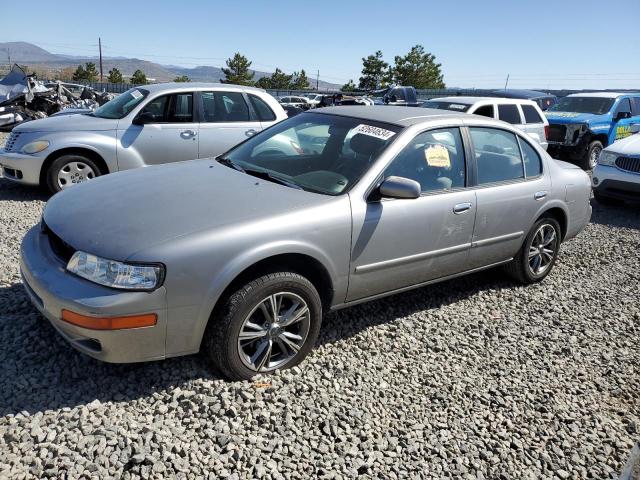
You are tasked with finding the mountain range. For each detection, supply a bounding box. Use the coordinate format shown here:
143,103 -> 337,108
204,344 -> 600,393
0,42 -> 340,89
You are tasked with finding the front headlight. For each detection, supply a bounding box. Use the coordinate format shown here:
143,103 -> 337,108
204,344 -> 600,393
21,140 -> 50,154
66,251 -> 164,291
598,151 -> 617,166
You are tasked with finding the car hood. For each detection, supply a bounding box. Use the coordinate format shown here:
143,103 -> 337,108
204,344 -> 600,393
43,160 -> 332,261
15,113 -> 116,133
606,133 -> 640,155
544,111 -> 608,125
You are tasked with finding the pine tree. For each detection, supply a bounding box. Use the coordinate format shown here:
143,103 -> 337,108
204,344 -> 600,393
107,67 -> 123,83
291,69 -> 310,90
341,80 -> 356,92
390,45 -> 445,89
131,69 -> 148,85
358,51 -> 388,90
221,53 -> 255,85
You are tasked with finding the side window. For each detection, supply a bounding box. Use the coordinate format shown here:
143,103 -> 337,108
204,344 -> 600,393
140,95 -> 169,121
521,104 -> 543,124
383,127 -> 466,193
140,94 -> 193,122
470,127 -> 524,184
498,104 -> 522,124
518,137 -> 542,177
167,93 -> 193,123
473,104 -> 495,118
615,98 -> 632,115
201,91 -> 250,122
631,98 -> 640,116
249,94 -> 276,121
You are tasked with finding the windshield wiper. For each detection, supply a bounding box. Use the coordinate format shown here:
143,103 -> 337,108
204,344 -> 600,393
216,156 -> 245,172
242,168 -> 302,190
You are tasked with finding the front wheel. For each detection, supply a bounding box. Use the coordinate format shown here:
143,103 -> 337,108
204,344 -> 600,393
580,140 -> 603,170
204,272 -> 322,380
504,217 -> 561,284
46,154 -> 101,193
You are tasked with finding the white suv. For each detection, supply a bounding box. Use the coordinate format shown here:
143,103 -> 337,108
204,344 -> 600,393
422,97 -> 549,150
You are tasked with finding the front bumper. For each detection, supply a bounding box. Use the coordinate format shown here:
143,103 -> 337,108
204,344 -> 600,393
592,165 -> 640,202
0,150 -> 45,185
20,225 -> 169,363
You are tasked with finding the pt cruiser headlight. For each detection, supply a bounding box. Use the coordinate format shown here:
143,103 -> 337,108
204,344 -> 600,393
66,251 -> 164,291
21,140 -> 50,154
598,151 -> 617,166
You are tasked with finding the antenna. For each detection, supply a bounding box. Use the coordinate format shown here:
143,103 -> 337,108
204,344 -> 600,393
316,69 -> 319,90
504,74 -> 510,90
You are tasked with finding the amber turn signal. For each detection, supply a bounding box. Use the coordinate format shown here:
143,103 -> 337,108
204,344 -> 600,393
61,310 -> 157,330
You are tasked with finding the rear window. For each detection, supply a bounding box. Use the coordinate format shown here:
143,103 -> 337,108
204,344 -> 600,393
521,104 -> 543,124
498,104 -> 522,124
422,101 -> 471,112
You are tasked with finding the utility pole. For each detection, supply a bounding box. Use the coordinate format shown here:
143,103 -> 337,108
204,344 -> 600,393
98,37 -> 104,82
504,73 -> 510,90
316,70 -> 319,90
7,48 -> 11,66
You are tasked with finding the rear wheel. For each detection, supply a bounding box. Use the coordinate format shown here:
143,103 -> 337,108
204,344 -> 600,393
46,154 -> 101,193
504,217 -> 561,284
204,272 -> 322,380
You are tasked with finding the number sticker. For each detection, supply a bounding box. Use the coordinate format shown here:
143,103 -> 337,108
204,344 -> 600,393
352,124 -> 396,140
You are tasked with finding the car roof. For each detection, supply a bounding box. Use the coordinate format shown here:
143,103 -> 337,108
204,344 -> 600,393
312,105 -> 469,127
425,96 -> 537,106
493,89 -> 555,99
137,82 -> 267,94
567,92 -> 638,98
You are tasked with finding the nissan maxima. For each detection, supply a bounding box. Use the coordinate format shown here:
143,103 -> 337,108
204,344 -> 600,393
20,107 -> 592,380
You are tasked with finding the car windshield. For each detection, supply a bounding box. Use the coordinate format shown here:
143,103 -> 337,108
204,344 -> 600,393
422,101 -> 471,112
548,96 -> 614,115
221,112 -> 401,195
92,88 -> 149,119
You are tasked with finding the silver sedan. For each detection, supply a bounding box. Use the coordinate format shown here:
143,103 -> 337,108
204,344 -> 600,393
20,106 -> 592,380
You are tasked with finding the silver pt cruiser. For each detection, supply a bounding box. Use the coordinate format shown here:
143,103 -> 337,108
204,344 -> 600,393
20,107 -> 592,380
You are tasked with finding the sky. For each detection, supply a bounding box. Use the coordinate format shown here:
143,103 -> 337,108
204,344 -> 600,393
2,0 -> 639,90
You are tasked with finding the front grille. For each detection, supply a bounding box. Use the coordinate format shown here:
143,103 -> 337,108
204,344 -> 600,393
547,124 -> 566,143
41,221 -> 75,263
615,156 -> 640,174
3,131 -> 22,152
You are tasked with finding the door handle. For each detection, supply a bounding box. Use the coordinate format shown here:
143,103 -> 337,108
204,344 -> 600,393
453,202 -> 473,214
534,191 -> 547,201
181,130 -> 196,138
245,129 -> 258,137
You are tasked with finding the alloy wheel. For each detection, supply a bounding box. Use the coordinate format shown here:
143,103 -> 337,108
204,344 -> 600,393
57,161 -> 96,189
237,292 -> 311,373
589,146 -> 602,169
528,224 -> 557,276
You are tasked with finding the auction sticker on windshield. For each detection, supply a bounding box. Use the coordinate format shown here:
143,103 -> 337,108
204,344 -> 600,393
352,124 -> 396,140
130,90 -> 143,99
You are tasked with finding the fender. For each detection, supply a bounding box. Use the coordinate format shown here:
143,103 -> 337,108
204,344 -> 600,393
44,130 -> 118,172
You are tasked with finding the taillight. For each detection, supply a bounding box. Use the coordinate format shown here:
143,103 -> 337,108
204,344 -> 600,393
544,125 -> 549,140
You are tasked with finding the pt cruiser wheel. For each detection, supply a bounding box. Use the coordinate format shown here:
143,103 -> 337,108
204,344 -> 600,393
47,154 -> 101,193
505,217 -> 561,284
205,272 -> 322,380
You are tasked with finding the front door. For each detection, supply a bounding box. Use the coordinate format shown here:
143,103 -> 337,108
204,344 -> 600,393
348,127 -> 476,301
467,126 -> 551,268
119,91 -> 199,166
198,91 -> 263,158
611,97 -> 640,143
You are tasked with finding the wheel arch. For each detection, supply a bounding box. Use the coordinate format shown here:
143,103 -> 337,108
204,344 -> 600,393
536,206 -> 568,240
39,147 -> 109,186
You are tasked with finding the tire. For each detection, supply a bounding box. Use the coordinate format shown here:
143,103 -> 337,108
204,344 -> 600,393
580,140 -> 603,170
594,191 -> 621,206
46,154 -> 101,193
204,272 -> 323,381
504,217 -> 561,284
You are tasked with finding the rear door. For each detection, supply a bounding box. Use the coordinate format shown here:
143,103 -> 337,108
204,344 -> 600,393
247,93 -> 280,130
520,103 -> 548,149
467,126 -> 551,268
120,91 -> 199,166
197,90 -> 263,158
497,103 -> 524,131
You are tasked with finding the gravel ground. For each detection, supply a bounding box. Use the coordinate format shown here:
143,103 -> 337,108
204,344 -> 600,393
0,130 -> 639,479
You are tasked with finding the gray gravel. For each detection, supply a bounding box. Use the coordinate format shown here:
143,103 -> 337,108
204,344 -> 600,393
1,130 -> 639,479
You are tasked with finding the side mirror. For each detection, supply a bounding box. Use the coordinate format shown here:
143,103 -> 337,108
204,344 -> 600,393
379,176 -> 421,199
132,111 -> 155,125
615,111 -> 632,121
